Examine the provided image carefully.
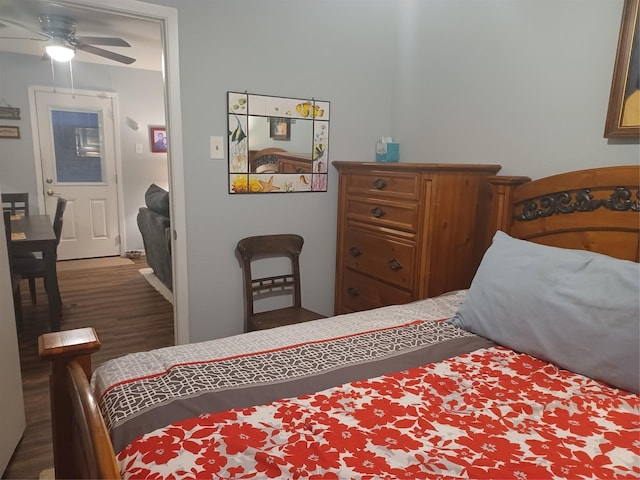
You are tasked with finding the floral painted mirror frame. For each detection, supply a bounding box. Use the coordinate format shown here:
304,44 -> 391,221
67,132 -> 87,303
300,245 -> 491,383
227,91 -> 330,193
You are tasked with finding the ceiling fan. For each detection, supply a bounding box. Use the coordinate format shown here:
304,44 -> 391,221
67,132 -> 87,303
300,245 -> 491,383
0,14 -> 136,65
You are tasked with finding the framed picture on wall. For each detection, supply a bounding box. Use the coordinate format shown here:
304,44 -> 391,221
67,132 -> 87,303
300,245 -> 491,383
270,118 -> 290,141
604,0 -> 639,138
0,125 -> 20,139
150,126 -> 167,152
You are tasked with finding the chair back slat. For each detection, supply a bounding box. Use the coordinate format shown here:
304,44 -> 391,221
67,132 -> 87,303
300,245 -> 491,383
2,193 -> 29,216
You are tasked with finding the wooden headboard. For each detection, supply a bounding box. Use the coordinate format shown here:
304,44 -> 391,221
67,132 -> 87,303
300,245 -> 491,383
488,165 -> 640,262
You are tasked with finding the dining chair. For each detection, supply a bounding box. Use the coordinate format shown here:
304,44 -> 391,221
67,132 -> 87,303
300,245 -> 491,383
13,197 -> 67,305
2,192 -> 29,216
3,211 -> 23,326
236,233 -> 326,332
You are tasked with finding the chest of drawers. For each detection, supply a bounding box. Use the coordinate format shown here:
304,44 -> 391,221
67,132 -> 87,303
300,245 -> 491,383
333,162 -> 501,314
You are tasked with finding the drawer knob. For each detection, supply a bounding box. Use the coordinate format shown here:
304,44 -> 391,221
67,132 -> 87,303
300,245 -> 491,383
371,207 -> 385,218
347,287 -> 360,297
349,247 -> 362,257
388,259 -> 404,271
372,178 -> 387,190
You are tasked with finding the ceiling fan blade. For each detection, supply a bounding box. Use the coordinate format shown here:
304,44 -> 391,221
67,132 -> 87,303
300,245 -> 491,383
75,36 -> 131,47
77,43 -> 136,65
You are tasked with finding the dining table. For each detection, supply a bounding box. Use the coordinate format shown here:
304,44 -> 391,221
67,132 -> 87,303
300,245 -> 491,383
10,214 -> 62,331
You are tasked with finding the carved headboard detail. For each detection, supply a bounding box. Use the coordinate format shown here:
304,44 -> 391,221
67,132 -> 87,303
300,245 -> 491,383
516,187 -> 640,221
487,166 -> 640,262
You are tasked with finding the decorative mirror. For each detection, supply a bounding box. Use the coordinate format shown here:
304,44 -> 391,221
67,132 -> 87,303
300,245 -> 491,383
227,91 -> 330,193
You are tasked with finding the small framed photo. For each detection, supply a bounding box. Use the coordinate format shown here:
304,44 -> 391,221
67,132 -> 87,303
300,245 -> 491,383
0,125 -> 20,139
150,126 -> 167,152
270,118 -> 290,141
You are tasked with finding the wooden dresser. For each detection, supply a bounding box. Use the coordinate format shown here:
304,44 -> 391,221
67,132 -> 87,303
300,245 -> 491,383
333,162 -> 502,314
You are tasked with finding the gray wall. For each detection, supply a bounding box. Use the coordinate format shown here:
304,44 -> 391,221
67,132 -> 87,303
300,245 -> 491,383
0,51 -> 167,252
151,0 -> 638,342
156,0 -> 398,341
390,1 -> 639,177
2,0 -> 638,343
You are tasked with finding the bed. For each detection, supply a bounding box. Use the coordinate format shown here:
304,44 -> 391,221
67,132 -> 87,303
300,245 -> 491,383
38,165 -> 640,479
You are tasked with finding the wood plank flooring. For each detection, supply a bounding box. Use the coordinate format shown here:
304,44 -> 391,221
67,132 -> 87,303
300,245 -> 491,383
2,257 -> 175,479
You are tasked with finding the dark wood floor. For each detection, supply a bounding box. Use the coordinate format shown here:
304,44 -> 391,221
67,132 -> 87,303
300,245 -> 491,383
2,257 -> 175,480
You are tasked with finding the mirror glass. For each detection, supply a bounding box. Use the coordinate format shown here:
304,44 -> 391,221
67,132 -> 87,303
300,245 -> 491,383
228,91 -> 329,193
75,127 -> 101,157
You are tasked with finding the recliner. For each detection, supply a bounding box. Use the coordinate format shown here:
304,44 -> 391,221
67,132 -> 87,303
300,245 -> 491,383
137,184 -> 172,291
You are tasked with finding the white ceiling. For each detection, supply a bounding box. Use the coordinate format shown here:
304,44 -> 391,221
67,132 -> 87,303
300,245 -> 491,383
0,0 -> 162,71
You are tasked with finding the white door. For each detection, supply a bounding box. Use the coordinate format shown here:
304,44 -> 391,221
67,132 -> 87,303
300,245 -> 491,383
33,89 -> 120,260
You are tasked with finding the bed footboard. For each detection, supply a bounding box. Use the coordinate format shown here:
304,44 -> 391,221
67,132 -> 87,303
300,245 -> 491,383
39,328 -> 120,479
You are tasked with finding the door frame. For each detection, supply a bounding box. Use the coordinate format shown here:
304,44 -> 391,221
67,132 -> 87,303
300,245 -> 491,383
28,0 -> 189,345
28,86 -> 124,260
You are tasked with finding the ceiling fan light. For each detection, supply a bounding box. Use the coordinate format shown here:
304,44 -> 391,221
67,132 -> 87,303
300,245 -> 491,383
45,38 -> 75,62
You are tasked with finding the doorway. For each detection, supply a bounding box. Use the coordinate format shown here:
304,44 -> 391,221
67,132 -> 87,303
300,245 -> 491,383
28,0 -> 189,344
31,87 -> 120,260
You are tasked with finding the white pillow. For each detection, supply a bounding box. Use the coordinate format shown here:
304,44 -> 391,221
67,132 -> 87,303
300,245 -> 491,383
449,231 -> 640,393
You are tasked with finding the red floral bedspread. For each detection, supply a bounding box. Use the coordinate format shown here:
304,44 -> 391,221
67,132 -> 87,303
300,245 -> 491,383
118,346 -> 640,479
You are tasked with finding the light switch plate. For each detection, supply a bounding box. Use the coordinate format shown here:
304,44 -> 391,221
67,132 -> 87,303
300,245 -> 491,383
210,136 -> 224,159
135,143 -> 143,153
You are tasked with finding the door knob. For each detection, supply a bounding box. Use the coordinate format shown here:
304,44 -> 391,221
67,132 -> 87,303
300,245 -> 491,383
47,189 -> 61,197
45,178 -> 53,184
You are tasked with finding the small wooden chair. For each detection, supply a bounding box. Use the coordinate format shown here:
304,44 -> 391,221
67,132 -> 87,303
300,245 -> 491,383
236,234 -> 326,332
2,192 -> 29,216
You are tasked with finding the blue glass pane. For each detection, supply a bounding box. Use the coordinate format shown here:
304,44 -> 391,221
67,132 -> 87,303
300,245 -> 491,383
51,110 -> 103,182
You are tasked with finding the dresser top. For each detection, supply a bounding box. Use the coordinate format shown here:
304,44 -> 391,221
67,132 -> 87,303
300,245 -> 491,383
332,161 -> 502,173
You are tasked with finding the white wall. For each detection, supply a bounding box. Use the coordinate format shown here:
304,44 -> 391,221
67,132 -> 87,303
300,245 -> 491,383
0,51 -> 167,252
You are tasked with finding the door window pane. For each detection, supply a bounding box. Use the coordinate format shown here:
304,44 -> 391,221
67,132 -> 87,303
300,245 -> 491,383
51,110 -> 103,183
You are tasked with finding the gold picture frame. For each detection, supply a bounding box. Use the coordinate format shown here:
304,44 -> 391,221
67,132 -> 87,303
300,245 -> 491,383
604,0 -> 640,138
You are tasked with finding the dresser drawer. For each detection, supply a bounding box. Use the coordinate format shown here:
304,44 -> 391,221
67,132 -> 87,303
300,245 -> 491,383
343,227 -> 416,290
346,196 -> 419,232
345,171 -> 420,200
339,269 -> 415,313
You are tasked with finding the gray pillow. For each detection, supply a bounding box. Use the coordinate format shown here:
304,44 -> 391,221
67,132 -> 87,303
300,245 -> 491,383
449,230 -> 640,393
145,184 -> 170,218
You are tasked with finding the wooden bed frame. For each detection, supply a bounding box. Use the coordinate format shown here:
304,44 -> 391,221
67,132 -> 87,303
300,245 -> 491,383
38,165 -> 639,479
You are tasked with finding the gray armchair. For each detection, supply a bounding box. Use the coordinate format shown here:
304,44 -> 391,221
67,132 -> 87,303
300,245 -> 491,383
137,184 -> 172,291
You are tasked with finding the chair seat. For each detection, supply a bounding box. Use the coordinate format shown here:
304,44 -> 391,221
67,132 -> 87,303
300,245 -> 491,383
249,306 -> 326,331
